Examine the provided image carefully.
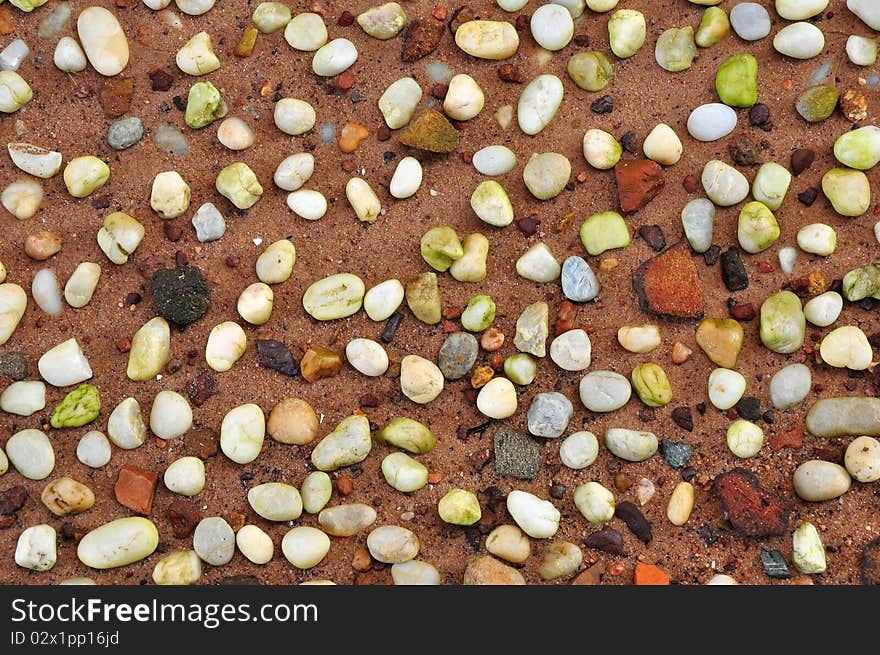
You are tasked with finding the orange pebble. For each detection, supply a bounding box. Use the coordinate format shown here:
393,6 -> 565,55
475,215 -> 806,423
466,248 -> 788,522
0,6 -> 13,35
339,123 -> 369,153
633,562 -> 670,585
427,472 -> 442,484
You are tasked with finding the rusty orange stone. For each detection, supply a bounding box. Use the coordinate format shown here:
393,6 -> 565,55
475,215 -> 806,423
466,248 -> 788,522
632,242 -> 705,321
338,123 -> 369,153
99,77 -> 134,119
0,6 -> 14,35
114,465 -> 158,516
301,346 -> 342,383
470,365 -> 494,389
634,562 -> 670,585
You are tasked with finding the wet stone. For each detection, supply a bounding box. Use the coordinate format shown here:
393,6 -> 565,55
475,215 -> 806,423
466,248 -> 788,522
721,247 -> 749,291
438,332 -> 479,381
659,439 -> 692,469
152,266 -> 211,326
256,339 -> 298,377
0,352 -> 28,379
761,547 -> 791,579
493,429 -> 541,480
615,501 -> 652,543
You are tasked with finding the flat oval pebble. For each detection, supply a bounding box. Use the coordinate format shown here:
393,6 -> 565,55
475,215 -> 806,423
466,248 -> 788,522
163,456 -> 205,496
400,355 -> 444,404
687,103 -> 737,142
285,13 -> 327,51
516,243 -> 560,282
286,190 -> 327,221
15,525 -> 57,571
379,77 -> 422,129
319,504 -> 378,536
1,380 -> 46,416
303,273 -> 364,320
477,377 -> 517,419
437,332 -> 479,380
769,363 -> 811,409
76,431 -> 111,468
473,145 -> 516,176
193,517 -> 235,566
559,431 -> 599,469
506,490 -> 560,538
605,428 -> 658,462
274,153 -> 314,191
248,483 -> 303,521
773,23 -> 825,60
6,429 -> 54,480
455,20 -> 520,60
681,199 -> 715,253
77,6 -> 129,76
579,371 -> 631,412
345,338 -> 389,376
312,38 -> 358,76
528,392 -> 574,438
793,460 -> 851,501
550,329 -> 592,371
702,159 -> 749,206
220,403 -> 265,464
363,279 -> 404,321
389,157 -> 422,199
77,517 -> 158,569
561,256 -> 599,302
367,525 -> 420,563
391,560 -> 441,585
518,75 -> 564,136
530,4 -> 574,51
730,2 -> 771,41
708,368 -> 747,410
845,436 -> 880,483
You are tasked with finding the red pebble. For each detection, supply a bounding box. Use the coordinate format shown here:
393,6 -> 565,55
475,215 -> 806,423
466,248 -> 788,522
757,261 -> 774,273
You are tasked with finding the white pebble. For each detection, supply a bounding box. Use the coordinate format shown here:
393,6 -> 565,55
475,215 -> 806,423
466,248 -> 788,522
727,420 -> 764,458
345,338 -> 389,376
286,189 -> 327,221
516,243 -> 560,283
574,481 -> 615,523
363,279 -> 404,321
773,22 -> 825,59
517,74 -> 564,135
274,98 -> 316,135
778,246 -> 797,275
77,6 -> 129,76
217,117 -> 254,150
107,397 -> 146,449
236,525 -> 274,564
38,338 -> 92,387
530,4 -> 574,51
346,177 -> 381,223
389,156 -> 422,199
312,38 -> 358,76
400,355 -> 444,404
476,377 -> 517,419
78,517 -> 158,569
2,180 -> 42,219
237,282 -> 274,325
708,368 -> 746,410
443,74 -> 485,121
32,269 -> 62,315
282,526 -> 330,568
220,403 -> 265,464
845,436 -> 880,483
642,123 -> 682,165
53,36 -> 86,73
391,560 -> 441,585
804,291 -> 843,327
175,0 -> 216,16
193,517 -> 235,566
617,324 -> 660,353
149,390 -> 192,440
0,380 -> 45,416
472,145 -> 517,176
702,159 -> 749,206
687,103 -> 737,142
730,2 -> 771,41
6,429 -> 54,480
579,371 -> 631,412
819,325 -> 872,370
605,428 -> 657,462
378,77 -> 422,129
582,129 -> 621,170
64,262 -> 101,308
769,363 -> 811,409
559,431 -> 599,469
846,35 -> 878,66
549,329 -> 591,371
163,456 -> 205,496
506,490 -> 560,538
7,142 -> 62,179
205,321 -> 247,372
796,223 -> 836,256
15,524 -> 56,571
76,431 -> 111,468
274,153 -> 314,191
284,12 -> 327,51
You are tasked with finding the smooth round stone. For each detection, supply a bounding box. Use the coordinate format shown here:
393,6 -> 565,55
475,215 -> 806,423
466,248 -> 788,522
804,292 -> 842,328
820,326 -> 872,370
286,190 -> 327,221
730,2 -> 771,41
16,524 -> 57,571
220,403 -> 265,465
193,517 -> 235,566
506,490 -> 560,538
702,159 -> 749,206
391,560 -> 440,585
107,117 -> 144,150
400,355 -> 444,404
574,481 -> 615,524
285,12 -> 327,51
77,6 -> 129,76
559,431 -> 599,469
567,51 -> 613,91
822,168 -> 871,217
163,456 -> 205,496
256,239 -> 295,284
248,482 -> 303,521
655,26 -> 696,72
205,321 -> 246,372
382,452 -> 428,492
39,338 -> 92,387
738,201 -> 779,254
235,525 -> 273,565
107,398 -> 146,450
538,541 -> 583,581
849,0 -> 880,30
846,35 -> 878,66
301,471 -> 332,513
310,415 -> 371,471
191,202 -> 226,242
550,329 -> 592,372
1,380 -> 45,416
779,247 -> 797,275
807,398 -> 880,438
274,153 -> 314,191
345,338 -> 389,376
845,436 -> 880,483
793,460 -> 851,501
528,392 -> 573,438
530,4 -> 574,50
303,273 -> 364,320
455,20 -> 520,60
149,390 -> 191,440
667,481 -> 695,526
486,524 -> 531,563
561,256 -> 599,302
687,103 -> 737,142
6,429 -> 54,480
389,156 -> 422,199
517,75 -> 563,135
437,332 -> 479,380
175,0 -> 216,15
642,123 -> 682,165
498,0 -> 528,10
727,419 -> 764,458
760,291 -> 806,354
707,368 -> 746,410
152,550 -> 202,585
42,477 -> 95,517
523,153 -> 570,200
439,488 -> 481,525
54,36 -> 87,72
217,117 -> 254,151
282,526 -> 330,569
516,243 -> 560,282
797,223 -> 836,256
318,503 -> 377,536
76,430 -> 111,468
583,129 -> 622,170
274,98 -> 315,135
363,279 -> 404,321
834,126 -> 880,171
443,74 -> 484,121
312,38 -> 357,76
769,363 -> 811,409
705,574 -> 739,585
773,22 -> 825,59
32,270 -> 62,316
379,77 -> 421,129
776,0 -> 828,20
608,9 -> 646,57
367,525 -> 419,563
681,199 -> 715,253
77,517 -> 158,569
470,180 -> 513,226
579,371 -> 631,412
605,428 -> 658,462
58,577 -> 97,586
752,162 -> 792,211
477,377 -> 517,419
617,325 -> 660,354
473,145 -> 516,176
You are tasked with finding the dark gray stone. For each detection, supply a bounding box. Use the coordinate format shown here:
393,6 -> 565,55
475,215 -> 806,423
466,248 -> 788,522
493,429 -> 541,480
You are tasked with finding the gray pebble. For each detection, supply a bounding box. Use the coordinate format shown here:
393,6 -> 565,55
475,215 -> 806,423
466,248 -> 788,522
527,392 -> 573,438
561,256 -> 599,302
0,352 -> 28,380
494,429 -> 541,480
154,124 -> 189,156
437,332 -> 478,380
681,199 -> 714,253
730,3 -> 771,41
107,117 -> 144,151
191,202 -> 226,243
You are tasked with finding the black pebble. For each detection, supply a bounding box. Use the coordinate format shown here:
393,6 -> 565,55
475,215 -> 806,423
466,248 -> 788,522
736,396 -> 761,421
590,95 -> 614,114
721,247 -> 749,291
637,225 -> 666,252
761,547 -> 791,579
584,527 -> 628,556
255,339 -> 299,377
703,244 -> 721,266
615,501 -> 652,543
670,406 -> 694,431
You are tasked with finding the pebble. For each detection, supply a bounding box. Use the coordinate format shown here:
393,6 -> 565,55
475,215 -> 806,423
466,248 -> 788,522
642,123 -> 682,165
796,84 -> 838,123
768,363 -> 811,410
438,332 -> 478,380
473,145 -> 516,176
301,471 -> 332,513
382,452 -> 428,492
204,321 -> 246,372
778,247 -> 797,275
345,338 -> 389,377
516,243 -> 561,282
357,2 -> 406,40
720,248 -> 749,291
617,324 -> 660,353
806,397 -> 880,438
729,2 -> 771,41
792,521 -> 826,574
834,125 -> 880,171
605,428 -> 658,462
760,291 -> 805,354
248,483 -> 302,522
367,525 -> 419,563
15,524 -> 56,571
163,457 -> 205,496
77,517 -> 158,569
820,326 -> 872,370
439,488 -> 481,525
319,504 -> 377,538
107,117 -> 144,150
667,482 -> 694,526
364,279 -> 404,321
0,285 -> 26,347
273,153 -> 314,191
193,517 -> 235,566
506,490 -> 560,538
846,35 -> 878,66
822,168 -> 871,217
1,380 -> 45,416
559,431 -> 599,470
152,265 -> 211,326
773,22 -> 825,60
608,9 -> 646,58
777,0 -> 828,20
477,377 -> 517,419
400,355 -> 444,404
176,31 -> 219,76
738,201 -> 779,254
849,0 -> 880,30
217,117 -> 254,151
149,390 -> 192,441
494,429 -> 541,479
528,392 -> 573,438
346,177 -> 381,223
391,560 -> 441,585
845,436 -> 880,483
582,129 -> 621,171
127,317 -> 170,381
0,70 -> 31,113
574,481 -> 615,523
443,74 -> 484,121
311,415 -> 372,470
303,273 -> 364,320
191,202 -> 226,242
517,75 -> 564,135
312,38 -> 358,76
274,98 -> 315,136
579,370 -> 631,412
761,547 -> 790,579
660,439 -> 692,468
152,550 -> 202,585
580,210 -> 630,255
455,20 -> 519,60
107,397 -> 147,449
702,159 -> 749,206
237,282 -> 273,325
561,256 -> 599,302
680,199 -> 715,253
7,142 -> 62,179
287,190 -> 328,221
514,301 -> 549,357
41,476 -> 94,516
175,0 -> 216,16
705,574 -> 739,585
470,180 -> 513,227
539,541 -> 583,581
219,403 -> 265,465
727,419 -> 764,458
687,103 -> 737,142
38,338 -> 92,387
752,162 -> 792,211
523,153 -> 570,200
284,12 -> 327,51
486,524 -> 531,564
25,231 -> 60,260
389,157 -> 422,199
566,51 -> 613,92
550,329 -> 592,371
63,156 -> 109,198
793,460 -> 851,501
154,124 -> 189,156
530,4 -> 573,51
76,431 -> 111,468
77,6 -> 129,76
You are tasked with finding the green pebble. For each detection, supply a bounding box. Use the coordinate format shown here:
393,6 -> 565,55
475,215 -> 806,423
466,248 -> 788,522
760,290 -> 805,354
655,26 -> 696,72
695,6 -> 729,48
50,384 -> 100,429
842,263 -> 880,302
751,162 -> 791,211
375,417 -> 436,454
715,53 -> 758,108
630,363 -> 672,407
405,271 -> 442,325
608,9 -> 646,59
215,162 -> 263,209
461,295 -> 496,332
821,167 -> 871,217
579,211 -> 630,256
438,489 -> 481,526
833,125 -> 880,171
737,201 -> 779,253
503,353 -> 537,385
185,81 -> 227,129
252,2 -> 291,33
420,226 -> 463,272
795,84 -> 839,123
566,51 -> 613,92
10,0 -> 49,11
